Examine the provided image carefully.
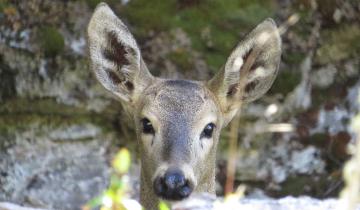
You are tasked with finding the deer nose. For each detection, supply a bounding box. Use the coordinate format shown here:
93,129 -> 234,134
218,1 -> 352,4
153,169 -> 193,200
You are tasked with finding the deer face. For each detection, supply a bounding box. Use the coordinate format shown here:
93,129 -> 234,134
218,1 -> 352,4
87,2 -> 281,206
135,79 -> 222,200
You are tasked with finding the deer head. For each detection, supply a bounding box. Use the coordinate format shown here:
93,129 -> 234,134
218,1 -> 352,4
87,3 -> 281,210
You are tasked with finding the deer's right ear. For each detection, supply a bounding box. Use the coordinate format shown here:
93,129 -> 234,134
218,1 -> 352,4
87,3 -> 153,103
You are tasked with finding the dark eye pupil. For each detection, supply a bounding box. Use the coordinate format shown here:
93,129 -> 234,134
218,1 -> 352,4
141,118 -> 154,134
201,123 -> 215,138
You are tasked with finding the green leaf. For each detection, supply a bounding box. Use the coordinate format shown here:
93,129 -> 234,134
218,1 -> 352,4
113,148 -> 131,174
86,195 -> 103,208
158,201 -> 170,210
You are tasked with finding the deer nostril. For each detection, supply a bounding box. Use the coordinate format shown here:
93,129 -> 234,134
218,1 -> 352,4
153,169 -> 193,201
179,184 -> 192,198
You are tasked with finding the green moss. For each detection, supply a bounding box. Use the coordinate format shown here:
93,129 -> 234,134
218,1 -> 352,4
204,53 -> 226,73
84,0 -> 119,10
0,98 -> 118,133
273,175 -> 334,198
123,0 -> 177,36
294,9 -> 313,36
123,0 -> 275,71
167,50 -> 193,70
316,24 -> 360,64
85,0 -> 102,9
212,30 -> 238,51
268,69 -> 301,95
226,3 -> 275,28
0,0 -> 10,13
0,98 -> 86,115
283,51 -> 306,65
38,26 -> 65,57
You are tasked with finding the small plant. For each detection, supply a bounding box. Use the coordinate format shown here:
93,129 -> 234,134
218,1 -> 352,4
83,148 -> 138,210
84,148 -> 170,210
38,26 -> 64,57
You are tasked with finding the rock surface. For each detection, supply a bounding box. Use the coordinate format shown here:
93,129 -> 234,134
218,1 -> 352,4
0,0 -> 360,209
0,202 -> 47,210
173,194 -> 360,210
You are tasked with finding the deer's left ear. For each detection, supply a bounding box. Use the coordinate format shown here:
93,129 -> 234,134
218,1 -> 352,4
208,18 -> 281,124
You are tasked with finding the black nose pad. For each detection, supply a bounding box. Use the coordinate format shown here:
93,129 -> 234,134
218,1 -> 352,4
164,170 -> 186,189
153,169 -> 193,200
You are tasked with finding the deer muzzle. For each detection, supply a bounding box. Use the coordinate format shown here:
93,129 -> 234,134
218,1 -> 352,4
153,167 -> 194,201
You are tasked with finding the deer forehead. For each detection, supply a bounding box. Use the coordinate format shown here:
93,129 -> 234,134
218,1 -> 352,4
141,80 -> 219,125
155,81 -> 204,113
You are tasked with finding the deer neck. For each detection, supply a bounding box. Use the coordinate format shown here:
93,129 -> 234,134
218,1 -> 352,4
140,172 -> 160,210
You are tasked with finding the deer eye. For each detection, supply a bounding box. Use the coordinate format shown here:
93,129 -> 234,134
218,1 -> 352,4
201,123 -> 216,139
141,118 -> 155,135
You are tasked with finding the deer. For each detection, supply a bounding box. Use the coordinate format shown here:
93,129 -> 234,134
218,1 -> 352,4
87,2 -> 281,210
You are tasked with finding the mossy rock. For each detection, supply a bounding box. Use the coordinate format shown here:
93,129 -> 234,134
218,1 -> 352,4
309,133 -> 329,146
123,0 -> 177,36
310,77 -> 358,108
316,24 -> 360,64
268,69 -> 302,95
85,0 -> 103,9
167,50 -> 193,70
85,0 -> 119,9
0,98 -> 117,133
205,53 -> 226,73
123,0 -> 275,72
0,59 -> 16,101
283,51 -> 306,65
0,0 -> 10,13
272,175 -> 339,198
38,26 -> 65,57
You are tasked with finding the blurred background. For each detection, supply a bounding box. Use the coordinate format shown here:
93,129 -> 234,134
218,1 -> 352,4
0,0 -> 359,209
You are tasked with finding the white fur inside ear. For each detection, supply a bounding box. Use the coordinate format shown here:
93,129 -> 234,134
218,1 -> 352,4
248,66 -> 267,81
232,57 -> 244,72
225,40 -> 253,74
258,31 -> 272,45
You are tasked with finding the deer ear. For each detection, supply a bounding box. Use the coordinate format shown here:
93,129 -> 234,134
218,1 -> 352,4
87,3 -> 153,103
208,18 -> 281,124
